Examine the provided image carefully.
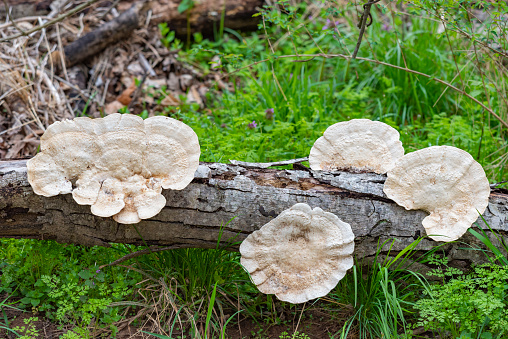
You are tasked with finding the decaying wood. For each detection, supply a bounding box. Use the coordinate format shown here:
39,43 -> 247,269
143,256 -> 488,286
51,2 -> 148,69
146,0 -> 264,36
2,0 -> 264,36
1,159 -> 507,263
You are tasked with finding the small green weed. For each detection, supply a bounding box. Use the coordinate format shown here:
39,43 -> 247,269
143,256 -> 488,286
12,317 -> 39,339
278,331 -> 311,339
0,239 -> 139,337
158,23 -> 183,50
38,273 -> 129,337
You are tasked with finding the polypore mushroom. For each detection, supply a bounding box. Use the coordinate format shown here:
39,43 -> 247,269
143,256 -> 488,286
240,203 -> 355,304
27,113 -> 200,224
383,146 -> 490,242
309,119 -> 404,174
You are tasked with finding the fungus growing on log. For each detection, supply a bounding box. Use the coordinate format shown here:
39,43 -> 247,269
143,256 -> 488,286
309,119 -> 404,174
27,113 -> 200,224
240,203 -> 355,304
383,145 -> 490,242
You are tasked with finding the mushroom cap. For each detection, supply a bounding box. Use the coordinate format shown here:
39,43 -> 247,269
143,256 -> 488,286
27,113 -> 200,224
240,203 -> 355,304
383,145 -> 490,242
309,119 -> 404,174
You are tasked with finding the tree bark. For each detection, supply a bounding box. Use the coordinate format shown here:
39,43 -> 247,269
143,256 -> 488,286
1,159 -> 507,264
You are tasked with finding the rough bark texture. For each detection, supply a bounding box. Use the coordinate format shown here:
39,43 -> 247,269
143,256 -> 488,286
1,159 -> 507,264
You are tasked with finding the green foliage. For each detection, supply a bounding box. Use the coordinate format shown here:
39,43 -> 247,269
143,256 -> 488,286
153,0 -> 507,180
415,263 -> 508,338
175,70 -> 373,163
0,239 -> 139,336
158,23 -> 183,50
37,273 -> 129,337
409,218 -> 508,339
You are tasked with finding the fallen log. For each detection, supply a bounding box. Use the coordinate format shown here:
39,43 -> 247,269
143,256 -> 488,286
1,0 -> 263,36
146,0 -> 264,36
1,159 -> 507,264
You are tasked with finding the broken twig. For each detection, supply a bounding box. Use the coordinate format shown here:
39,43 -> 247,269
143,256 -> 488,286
352,0 -> 380,59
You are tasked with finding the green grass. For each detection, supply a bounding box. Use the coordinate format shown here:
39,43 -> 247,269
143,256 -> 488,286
326,237 -> 433,339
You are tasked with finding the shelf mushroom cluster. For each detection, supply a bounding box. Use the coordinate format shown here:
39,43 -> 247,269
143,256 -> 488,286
27,113 -> 200,224
309,119 -> 404,174
27,115 -> 492,305
308,119 -> 490,242
241,119 -> 490,304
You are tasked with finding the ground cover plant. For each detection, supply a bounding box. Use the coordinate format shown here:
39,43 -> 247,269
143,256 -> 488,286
1,0 -> 508,338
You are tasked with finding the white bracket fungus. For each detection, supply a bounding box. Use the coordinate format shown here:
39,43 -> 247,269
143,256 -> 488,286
309,119 -> 404,174
27,113 -> 200,224
240,203 -> 355,304
383,145 -> 490,242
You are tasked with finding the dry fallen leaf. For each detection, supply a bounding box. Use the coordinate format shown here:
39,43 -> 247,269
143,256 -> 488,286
186,85 -> 203,107
116,80 -> 137,105
105,100 -> 125,115
160,92 -> 181,106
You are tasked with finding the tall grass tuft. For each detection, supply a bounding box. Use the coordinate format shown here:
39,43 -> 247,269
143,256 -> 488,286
329,238 -> 430,339
133,219 -> 245,338
468,215 -> 508,266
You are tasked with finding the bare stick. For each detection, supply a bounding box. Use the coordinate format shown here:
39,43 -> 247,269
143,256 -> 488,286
352,0 -> 380,59
53,2 -> 147,68
2,0 -> 26,36
126,54 -> 154,110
